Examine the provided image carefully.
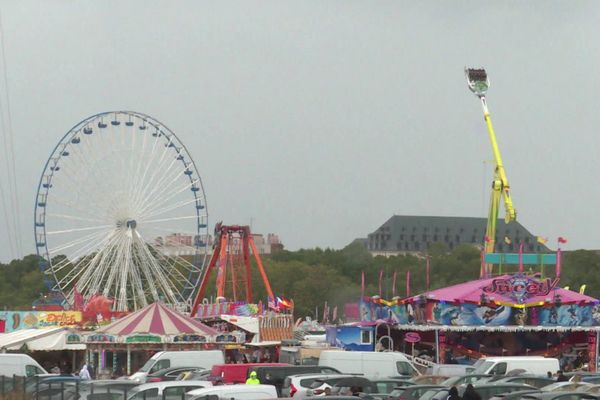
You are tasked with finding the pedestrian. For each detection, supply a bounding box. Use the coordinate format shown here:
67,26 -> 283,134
447,386 -> 461,400
87,363 -> 95,379
245,371 -> 260,385
79,364 -> 91,380
462,384 -> 481,400
556,370 -> 569,382
50,364 -> 61,374
547,371 -> 552,379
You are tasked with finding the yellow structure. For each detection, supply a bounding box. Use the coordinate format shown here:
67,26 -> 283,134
466,68 -> 516,275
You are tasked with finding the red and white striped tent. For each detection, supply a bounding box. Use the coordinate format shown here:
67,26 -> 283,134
96,302 -> 217,339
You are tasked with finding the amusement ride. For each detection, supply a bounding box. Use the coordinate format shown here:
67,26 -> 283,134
34,111 -> 209,312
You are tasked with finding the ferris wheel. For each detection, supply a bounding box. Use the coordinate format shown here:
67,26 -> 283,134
34,111 -> 209,312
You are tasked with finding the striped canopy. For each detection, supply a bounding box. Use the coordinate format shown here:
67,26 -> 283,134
97,302 -> 218,336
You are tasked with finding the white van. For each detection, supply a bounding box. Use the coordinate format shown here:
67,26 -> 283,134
130,351 -> 224,383
427,364 -> 474,376
186,384 -> 277,400
318,351 -> 420,379
0,354 -> 47,377
470,356 -> 559,376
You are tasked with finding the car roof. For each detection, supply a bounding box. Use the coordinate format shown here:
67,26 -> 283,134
290,373 -> 356,380
522,392 -> 598,400
187,384 -> 276,395
131,380 -> 212,390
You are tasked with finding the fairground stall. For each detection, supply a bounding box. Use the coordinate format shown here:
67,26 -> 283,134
345,271 -> 600,372
86,302 -> 225,376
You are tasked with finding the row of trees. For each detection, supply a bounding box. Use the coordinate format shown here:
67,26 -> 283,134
1,243 -> 598,318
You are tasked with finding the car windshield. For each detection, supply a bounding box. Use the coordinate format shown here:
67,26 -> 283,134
138,359 -> 156,373
471,360 -> 494,375
419,389 -> 444,400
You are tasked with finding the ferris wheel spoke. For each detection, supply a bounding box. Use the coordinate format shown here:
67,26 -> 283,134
49,191 -> 111,224
131,146 -> 182,214
129,129 -> 172,208
83,234 -> 126,297
141,198 -> 200,220
46,224 -> 112,235
133,158 -> 184,214
138,178 -> 197,217
59,231 -> 121,290
48,229 -> 110,256
140,215 -> 200,224
47,213 -> 105,224
50,231 -> 115,275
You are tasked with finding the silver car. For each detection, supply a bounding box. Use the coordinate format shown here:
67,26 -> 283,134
126,381 -> 213,400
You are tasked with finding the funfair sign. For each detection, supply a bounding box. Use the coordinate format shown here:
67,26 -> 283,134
482,276 -> 559,303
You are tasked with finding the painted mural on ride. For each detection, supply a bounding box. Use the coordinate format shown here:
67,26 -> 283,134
359,273 -> 600,326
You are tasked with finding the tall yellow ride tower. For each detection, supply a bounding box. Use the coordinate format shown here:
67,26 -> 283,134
465,68 -> 517,276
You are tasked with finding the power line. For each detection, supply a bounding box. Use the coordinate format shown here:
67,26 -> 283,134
0,10 -> 22,258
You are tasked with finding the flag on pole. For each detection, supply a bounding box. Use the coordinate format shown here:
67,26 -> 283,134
558,237 -> 568,244
480,250 -> 485,278
484,236 -> 492,243
378,269 -> 383,297
361,271 -> 365,298
392,271 -> 397,297
537,236 -> 548,245
406,270 -> 411,297
518,243 -> 524,273
556,248 -> 562,279
332,306 -> 338,322
426,256 -> 431,291
579,284 -> 587,295
504,236 -> 512,244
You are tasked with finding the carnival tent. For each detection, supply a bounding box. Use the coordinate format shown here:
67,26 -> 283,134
423,274 -> 597,307
96,302 -> 217,337
0,327 -> 85,351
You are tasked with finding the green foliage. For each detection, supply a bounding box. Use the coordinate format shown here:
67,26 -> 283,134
3,246 -> 600,316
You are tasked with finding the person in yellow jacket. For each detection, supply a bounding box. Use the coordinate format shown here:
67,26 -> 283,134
246,371 -> 260,385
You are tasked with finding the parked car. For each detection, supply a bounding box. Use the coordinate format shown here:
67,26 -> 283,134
176,370 -> 211,382
186,384 -> 277,400
520,392 -> 598,400
0,354 -> 47,377
331,377 -> 378,395
282,373 -> 356,398
147,367 -> 203,383
488,375 -> 555,388
126,380 -> 213,400
470,357 -> 559,376
465,384 -> 538,400
129,351 -> 224,383
388,385 -> 444,400
541,383 -> 595,393
319,351 -> 419,379
248,365 -> 340,396
439,374 -> 492,387
210,363 -> 288,384
372,379 -> 416,394
488,389 -> 543,400
411,376 -> 449,385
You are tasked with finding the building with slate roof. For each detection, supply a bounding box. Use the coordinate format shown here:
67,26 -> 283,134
360,215 -> 549,257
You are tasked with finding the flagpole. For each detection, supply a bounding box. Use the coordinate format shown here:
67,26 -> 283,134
392,271 -> 397,298
426,256 -> 430,291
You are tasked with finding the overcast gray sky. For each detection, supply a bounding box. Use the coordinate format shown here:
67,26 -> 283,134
0,1 -> 598,262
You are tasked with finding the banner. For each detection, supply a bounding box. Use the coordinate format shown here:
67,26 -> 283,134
0,311 -> 82,332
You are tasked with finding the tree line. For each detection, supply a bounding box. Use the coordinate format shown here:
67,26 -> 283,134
0,244 -> 598,319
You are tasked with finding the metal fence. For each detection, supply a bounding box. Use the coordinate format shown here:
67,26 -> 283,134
0,376 -> 199,400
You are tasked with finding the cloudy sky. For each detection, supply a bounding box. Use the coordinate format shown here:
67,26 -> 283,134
0,1 -> 598,262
